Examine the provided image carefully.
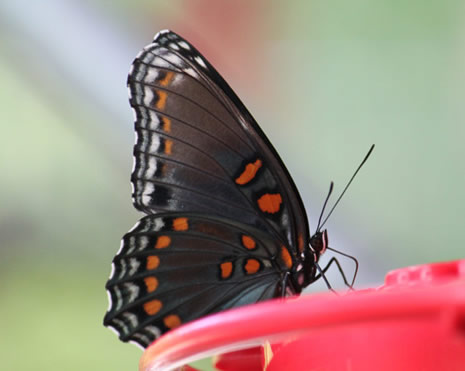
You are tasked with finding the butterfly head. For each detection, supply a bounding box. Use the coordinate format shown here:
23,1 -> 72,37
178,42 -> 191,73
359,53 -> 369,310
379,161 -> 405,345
295,229 -> 328,288
309,229 -> 328,260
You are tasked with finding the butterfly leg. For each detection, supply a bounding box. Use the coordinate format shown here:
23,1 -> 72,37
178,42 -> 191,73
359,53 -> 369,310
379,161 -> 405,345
314,262 -> 336,292
279,272 -> 301,298
279,272 -> 290,298
314,257 -> 354,290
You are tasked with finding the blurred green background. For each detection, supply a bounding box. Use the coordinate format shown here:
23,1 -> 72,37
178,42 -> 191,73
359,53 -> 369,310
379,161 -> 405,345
1,1 -> 464,370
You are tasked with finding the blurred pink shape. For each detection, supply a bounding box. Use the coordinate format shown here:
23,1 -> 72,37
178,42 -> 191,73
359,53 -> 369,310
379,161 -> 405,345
140,259 -> 465,371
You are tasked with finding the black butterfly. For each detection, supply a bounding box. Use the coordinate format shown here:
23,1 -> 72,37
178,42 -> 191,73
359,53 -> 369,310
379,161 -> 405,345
104,30 -> 368,348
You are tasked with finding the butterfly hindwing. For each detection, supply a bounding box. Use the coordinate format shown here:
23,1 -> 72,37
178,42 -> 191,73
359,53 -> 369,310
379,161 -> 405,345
104,213 -> 290,348
128,30 -> 310,252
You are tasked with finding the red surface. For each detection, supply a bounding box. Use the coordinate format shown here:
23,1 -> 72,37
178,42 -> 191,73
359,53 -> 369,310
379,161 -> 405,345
139,259 -> 465,371
214,347 -> 263,371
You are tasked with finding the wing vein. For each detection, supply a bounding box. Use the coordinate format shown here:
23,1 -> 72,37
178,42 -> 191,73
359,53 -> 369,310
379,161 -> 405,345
131,79 -> 253,157
143,50 -> 254,151
133,176 -> 258,214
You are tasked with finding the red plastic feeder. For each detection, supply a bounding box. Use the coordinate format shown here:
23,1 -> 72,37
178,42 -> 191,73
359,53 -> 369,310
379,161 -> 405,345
139,259 -> 465,371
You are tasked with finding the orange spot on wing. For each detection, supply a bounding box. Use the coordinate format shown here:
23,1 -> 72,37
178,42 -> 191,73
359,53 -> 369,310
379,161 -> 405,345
164,314 -> 181,329
281,246 -> 293,269
164,139 -> 173,155
242,235 -> 256,250
159,71 -> 174,86
220,262 -> 233,279
245,259 -> 260,274
144,276 -> 159,292
143,299 -> 162,315
257,193 -> 282,214
146,256 -> 160,270
235,159 -> 262,185
155,236 -> 171,249
173,217 -> 188,231
162,117 -> 171,132
156,90 -> 167,109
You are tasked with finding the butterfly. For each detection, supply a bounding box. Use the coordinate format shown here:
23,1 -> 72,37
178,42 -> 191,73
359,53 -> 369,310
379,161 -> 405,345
104,30 -> 367,349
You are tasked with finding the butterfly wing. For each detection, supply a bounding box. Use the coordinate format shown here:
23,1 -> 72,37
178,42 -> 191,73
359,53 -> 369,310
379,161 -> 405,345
105,30 -> 312,347
104,213 -> 287,348
128,30 -> 309,253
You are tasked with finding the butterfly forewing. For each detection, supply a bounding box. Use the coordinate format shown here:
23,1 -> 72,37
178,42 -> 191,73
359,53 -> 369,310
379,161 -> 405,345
129,30 -> 309,251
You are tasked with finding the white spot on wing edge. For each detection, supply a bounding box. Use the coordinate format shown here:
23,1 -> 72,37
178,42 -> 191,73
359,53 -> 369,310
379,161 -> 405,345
153,217 -> 165,232
129,340 -> 146,350
135,49 -> 145,60
164,53 -> 183,66
145,156 -> 158,179
149,135 -> 161,154
145,325 -> 162,339
114,286 -> 123,311
130,182 -> 136,203
118,259 -> 127,279
112,318 -> 128,334
122,311 -> 139,327
109,262 -> 116,279
145,67 -> 160,83
131,156 -> 136,174
194,55 -> 207,69
137,235 -> 149,251
148,110 -> 161,130
116,240 -> 124,255
178,40 -> 190,50
126,236 -> 137,255
142,183 -> 154,206
183,67 -> 199,79
106,323 -> 122,337
131,107 -> 137,122
133,333 -> 151,346
106,289 -> 113,311
143,86 -> 154,106
127,220 -> 141,233
142,43 -> 157,53
154,29 -> 171,42
137,217 -> 164,234
128,258 -> 141,276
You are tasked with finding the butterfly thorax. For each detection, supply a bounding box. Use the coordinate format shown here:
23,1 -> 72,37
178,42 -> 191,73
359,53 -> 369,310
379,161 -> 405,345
296,229 -> 328,289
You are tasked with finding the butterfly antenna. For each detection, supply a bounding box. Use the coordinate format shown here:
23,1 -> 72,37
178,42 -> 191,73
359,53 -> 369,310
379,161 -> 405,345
316,182 -> 334,232
319,144 -> 375,229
